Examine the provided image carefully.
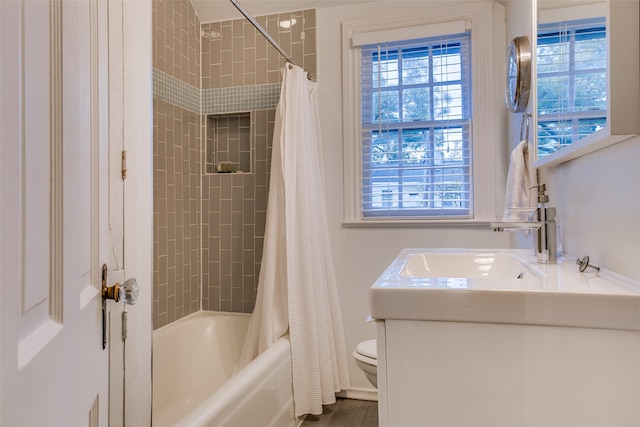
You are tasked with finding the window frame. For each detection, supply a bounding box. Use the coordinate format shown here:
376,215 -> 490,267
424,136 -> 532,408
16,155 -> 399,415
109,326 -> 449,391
341,3 -> 503,225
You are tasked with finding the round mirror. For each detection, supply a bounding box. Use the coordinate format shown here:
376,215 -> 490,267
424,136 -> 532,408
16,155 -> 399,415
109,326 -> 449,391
505,36 -> 531,113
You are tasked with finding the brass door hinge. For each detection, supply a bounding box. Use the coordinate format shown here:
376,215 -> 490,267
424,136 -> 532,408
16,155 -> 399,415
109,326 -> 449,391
122,310 -> 128,342
121,150 -> 127,180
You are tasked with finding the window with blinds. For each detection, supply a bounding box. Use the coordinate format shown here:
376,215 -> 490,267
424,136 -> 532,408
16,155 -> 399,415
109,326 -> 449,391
537,17 -> 607,157
360,33 -> 472,218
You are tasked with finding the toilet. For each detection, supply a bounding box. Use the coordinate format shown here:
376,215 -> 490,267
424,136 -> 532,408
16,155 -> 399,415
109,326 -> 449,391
353,339 -> 377,388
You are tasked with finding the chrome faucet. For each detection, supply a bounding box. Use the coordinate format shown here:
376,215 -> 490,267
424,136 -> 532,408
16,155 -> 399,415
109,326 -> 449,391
532,184 -> 557,264
491,183 -> 557,264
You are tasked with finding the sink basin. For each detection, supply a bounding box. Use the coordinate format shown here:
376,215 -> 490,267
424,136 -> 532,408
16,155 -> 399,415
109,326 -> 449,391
370,248 -> 640,331
399,252 -> 530,279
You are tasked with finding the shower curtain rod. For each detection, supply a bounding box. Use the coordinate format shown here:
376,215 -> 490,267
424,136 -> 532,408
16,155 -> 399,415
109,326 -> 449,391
229,0 -> 313,80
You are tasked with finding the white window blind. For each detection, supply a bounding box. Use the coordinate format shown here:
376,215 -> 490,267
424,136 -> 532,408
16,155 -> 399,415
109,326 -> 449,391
360,32 -> 472,219
537,17 -> 607,157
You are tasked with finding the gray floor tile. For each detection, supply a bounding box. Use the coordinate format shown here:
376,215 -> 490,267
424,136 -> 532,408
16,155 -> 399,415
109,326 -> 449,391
301,398 -> 378,427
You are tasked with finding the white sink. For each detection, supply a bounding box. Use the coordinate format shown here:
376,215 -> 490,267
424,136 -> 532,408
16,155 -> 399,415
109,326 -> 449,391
370,248 -> 640,331
399,252 -> 530,279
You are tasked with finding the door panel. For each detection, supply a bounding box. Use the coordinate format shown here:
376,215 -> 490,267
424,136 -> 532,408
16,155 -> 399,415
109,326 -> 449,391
1,0 -> 111,425
20,0 -> 55,341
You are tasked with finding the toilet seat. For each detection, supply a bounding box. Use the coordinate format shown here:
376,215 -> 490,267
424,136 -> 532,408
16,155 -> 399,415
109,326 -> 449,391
354,339 -> 377,366
353,339 -> 378,388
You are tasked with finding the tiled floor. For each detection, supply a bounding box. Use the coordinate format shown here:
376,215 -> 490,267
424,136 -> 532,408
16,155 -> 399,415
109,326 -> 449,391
301,398 -> 378,427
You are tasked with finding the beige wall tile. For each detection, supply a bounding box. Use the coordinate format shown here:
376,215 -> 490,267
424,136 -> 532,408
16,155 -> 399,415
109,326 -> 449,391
155,7 -> 316,321
202,9 -> 316,88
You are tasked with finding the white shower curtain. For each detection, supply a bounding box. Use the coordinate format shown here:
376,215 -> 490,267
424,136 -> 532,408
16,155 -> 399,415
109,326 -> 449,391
236,64 -> 350,417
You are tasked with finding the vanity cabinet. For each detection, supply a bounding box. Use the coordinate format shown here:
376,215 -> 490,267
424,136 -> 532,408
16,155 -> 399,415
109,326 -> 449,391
370,249 -> 640,427
376,319 -> 640,427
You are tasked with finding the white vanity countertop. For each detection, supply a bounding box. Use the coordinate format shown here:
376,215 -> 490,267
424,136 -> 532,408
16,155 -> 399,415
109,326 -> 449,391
369,248 -> 640,331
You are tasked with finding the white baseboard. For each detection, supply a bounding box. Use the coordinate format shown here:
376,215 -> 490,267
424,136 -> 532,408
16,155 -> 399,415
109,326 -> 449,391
336,387 -> 378,402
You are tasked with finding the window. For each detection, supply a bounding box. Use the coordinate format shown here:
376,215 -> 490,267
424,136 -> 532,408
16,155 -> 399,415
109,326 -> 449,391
537,17 -> 607,157
360,34 -> 472,218
342,4 -> 501,224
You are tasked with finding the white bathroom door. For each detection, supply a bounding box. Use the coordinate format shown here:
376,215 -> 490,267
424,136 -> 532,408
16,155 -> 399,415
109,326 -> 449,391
1,0 -> 117,425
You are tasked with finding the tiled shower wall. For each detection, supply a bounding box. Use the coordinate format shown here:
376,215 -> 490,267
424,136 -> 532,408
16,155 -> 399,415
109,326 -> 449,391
201,10 -> 316,313
152,0 -> 201,329
152,1 -> 317,327
201,9 -> 317,89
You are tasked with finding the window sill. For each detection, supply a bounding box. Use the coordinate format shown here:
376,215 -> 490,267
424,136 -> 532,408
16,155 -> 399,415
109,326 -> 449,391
342,219 -> 493,228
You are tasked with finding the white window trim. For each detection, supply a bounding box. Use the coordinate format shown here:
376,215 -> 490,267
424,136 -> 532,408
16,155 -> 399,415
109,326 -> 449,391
342,2 -> 505,225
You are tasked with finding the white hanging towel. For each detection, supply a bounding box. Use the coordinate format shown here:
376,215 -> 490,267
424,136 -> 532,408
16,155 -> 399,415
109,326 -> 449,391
502,140 -> 537,221
235,63 -> 350,417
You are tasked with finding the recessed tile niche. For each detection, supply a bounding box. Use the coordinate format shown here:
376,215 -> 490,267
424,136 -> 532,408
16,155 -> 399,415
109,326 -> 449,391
206,112 -> 253,174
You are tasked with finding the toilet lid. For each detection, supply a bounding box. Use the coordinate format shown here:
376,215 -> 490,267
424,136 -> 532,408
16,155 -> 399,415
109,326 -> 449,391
356,339 -> 377,360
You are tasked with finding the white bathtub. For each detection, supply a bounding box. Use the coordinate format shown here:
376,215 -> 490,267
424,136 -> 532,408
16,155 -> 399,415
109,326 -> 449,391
152,311 -> 300,427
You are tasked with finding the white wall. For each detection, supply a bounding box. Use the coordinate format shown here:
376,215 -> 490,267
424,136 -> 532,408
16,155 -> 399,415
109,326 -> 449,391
315,0 -> 640,396
540,136 -> 640,281
504,0 -> 537,250
316,1 -> 511,393
505,0 -> 534,150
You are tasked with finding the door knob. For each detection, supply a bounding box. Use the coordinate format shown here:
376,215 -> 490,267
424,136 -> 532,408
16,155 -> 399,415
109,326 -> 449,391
102,277 -> 139,305
101,264 -> 140,349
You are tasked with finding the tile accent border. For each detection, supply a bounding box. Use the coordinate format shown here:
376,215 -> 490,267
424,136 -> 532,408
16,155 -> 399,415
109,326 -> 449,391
153,68 -> 281,115
202,84 -> 281,114
153,68 -> 200,114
